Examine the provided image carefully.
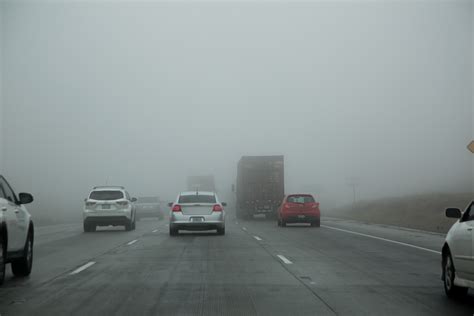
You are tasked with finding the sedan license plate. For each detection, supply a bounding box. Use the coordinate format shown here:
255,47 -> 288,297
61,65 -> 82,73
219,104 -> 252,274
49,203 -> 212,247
297,215 -> 306,219
191,217 -> 204,223
102,204 -> 111,209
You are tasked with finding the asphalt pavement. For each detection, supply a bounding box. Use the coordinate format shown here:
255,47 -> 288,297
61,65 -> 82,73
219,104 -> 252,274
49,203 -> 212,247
0,216 -> 473,315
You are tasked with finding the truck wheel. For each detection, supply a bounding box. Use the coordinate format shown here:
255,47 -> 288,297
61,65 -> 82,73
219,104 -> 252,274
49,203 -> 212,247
281,220 -> 287,227
11,232 -> 33,277
444,252 -> 468,299
0,233 -> 5,285
132,218 -> 136,230
83,222 -> 91,233
311,220 -> 320,227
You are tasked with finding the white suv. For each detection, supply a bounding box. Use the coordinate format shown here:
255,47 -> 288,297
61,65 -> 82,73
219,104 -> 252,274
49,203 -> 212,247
0,175 -> 35,285
442,201 -> 474,298
83,186 -> 137,232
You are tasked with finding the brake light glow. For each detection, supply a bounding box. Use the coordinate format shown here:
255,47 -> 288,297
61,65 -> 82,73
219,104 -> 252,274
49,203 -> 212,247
172,204 -> 182,212
212,204 -> 223,212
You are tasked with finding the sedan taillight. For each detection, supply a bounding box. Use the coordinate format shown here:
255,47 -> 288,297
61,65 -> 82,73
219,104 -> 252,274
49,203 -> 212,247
212,204 -> 223,212
172,204 -> 182,212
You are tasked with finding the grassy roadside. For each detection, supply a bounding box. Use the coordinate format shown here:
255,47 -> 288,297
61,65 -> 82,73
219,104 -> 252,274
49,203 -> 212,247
329,193 -> 473,234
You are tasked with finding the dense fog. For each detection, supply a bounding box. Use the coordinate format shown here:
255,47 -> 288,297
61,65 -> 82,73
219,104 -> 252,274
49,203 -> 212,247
0,1 -> 472,222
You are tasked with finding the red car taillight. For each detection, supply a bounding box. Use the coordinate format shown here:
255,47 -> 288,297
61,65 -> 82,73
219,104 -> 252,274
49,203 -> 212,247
284,203 -> 290,209
312,202 -> 320,209
212,204 -> 223,212
172,204 -> 182,212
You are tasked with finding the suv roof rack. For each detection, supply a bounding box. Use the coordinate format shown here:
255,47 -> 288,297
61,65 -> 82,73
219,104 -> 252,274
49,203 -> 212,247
92,185 -> 125,190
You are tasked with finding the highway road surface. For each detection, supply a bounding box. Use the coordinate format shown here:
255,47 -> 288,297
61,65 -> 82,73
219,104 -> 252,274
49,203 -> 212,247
0,216 -> 473,315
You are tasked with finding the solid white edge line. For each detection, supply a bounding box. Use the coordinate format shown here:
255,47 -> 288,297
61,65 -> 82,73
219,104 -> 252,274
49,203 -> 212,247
277,255 -> 293,264
70,261 -> 96,275
321,225 -> 441,254
254,236 -> 262,241
127,239 -> 138,245
152,229 -> 158,233
242,227 -> 247,231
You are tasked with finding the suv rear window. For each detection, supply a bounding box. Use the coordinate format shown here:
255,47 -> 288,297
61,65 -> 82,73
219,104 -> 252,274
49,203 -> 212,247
287,195 -> 315,203
178,194 -> 216,204
89,190 -> 124,200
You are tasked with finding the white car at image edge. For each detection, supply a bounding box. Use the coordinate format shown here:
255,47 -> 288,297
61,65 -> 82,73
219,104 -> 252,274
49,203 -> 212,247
442,201 -> 474,298
0,175 -> 35,285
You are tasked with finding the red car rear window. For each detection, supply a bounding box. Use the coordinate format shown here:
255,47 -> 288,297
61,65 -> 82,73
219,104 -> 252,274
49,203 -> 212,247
287,195 -> 315,203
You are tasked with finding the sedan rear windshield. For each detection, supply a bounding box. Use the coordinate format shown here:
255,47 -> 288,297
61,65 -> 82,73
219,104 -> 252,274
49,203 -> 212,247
178,194 -> 216,204
89,190 -> 124,201
287,195 -> 315,203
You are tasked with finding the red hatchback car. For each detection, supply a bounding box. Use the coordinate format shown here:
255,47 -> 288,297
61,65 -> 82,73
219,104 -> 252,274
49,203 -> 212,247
277,194 -> 320,227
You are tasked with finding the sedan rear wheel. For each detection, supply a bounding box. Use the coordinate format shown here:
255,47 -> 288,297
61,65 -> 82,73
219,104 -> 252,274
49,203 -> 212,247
83,222 -> 92,233
217,226 -> 225,235
0,234 -> 6,285
444,253 -> 468,299
169,226 -> 178,236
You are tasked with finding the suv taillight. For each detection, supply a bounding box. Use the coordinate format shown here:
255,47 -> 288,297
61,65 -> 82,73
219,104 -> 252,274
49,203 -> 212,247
172,204 -> 182,212
212,204 -> 223,212
117,201 -> 129,207
312,202 -> 320,208
85,201 -> 96,208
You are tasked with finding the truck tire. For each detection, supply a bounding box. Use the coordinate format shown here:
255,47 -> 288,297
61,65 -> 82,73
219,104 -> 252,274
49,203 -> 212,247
281,220 -> 287,227
125,220 -> 132,231
311,220 -> 320,227
217,226 -> 225,235
0,233 -> 5,285
11,232 -> 33,277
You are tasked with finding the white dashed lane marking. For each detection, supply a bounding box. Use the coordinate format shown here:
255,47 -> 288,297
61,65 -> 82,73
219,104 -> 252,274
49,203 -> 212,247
70,261 -> 96,275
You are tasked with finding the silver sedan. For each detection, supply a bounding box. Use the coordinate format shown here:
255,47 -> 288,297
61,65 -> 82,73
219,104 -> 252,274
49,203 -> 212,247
169,191 -> 226,236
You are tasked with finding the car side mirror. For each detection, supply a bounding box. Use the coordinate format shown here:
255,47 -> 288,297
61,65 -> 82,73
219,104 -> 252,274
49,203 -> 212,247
19,193 -> 34,205
168,202 -> 173,207
222,202 -> 227,207
446,208 -> 462,219
131,197 -> 137,202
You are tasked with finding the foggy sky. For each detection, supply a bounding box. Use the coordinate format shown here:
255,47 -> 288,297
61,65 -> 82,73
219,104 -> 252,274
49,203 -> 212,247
0,0 -> 472,220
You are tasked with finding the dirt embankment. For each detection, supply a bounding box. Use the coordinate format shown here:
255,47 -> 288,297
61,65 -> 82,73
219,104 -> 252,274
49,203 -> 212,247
329,193 -> 473,234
